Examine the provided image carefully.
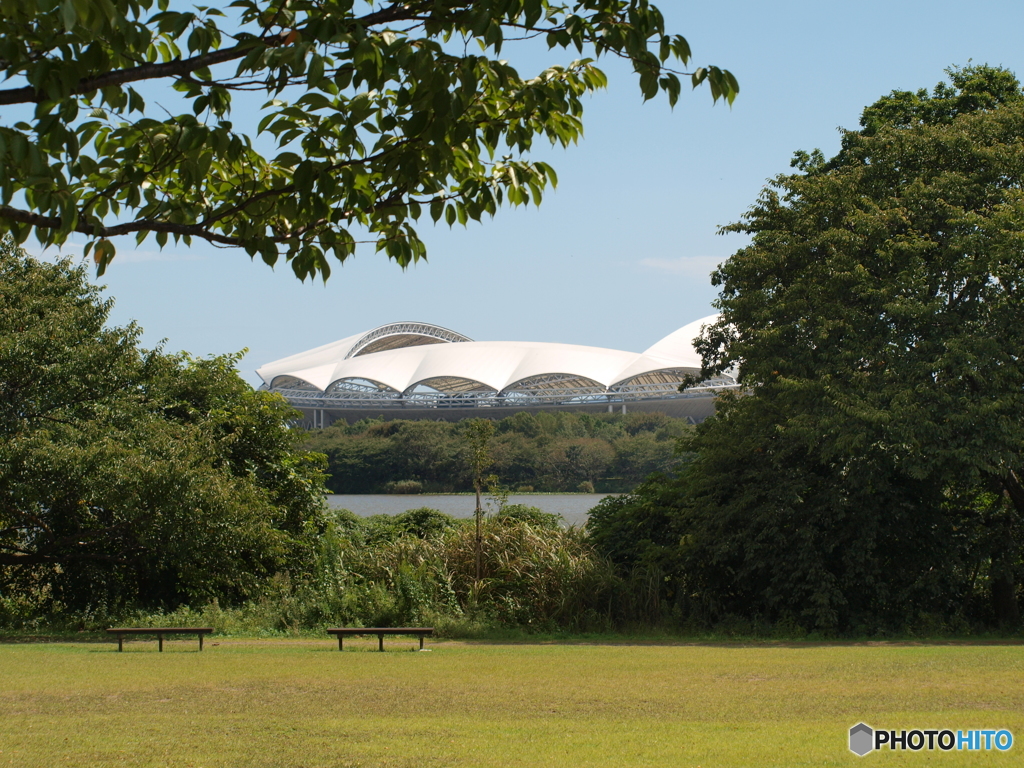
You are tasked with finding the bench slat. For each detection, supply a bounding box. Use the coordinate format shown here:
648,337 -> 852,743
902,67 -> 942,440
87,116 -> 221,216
106,628 -> 213,652
326,627 -> 433,652
326,628 -> 432,635
107,628 -> 213,633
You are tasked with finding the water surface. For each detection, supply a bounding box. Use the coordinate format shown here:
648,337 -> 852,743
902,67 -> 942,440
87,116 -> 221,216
325,494 -> 615,527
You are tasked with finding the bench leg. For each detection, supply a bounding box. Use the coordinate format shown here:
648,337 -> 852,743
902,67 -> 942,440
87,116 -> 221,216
338,636 -> 343,651
378,634 -> 384,652
199,633 -> 204,651
118,634 -> 123,652
158,634 -> 164,653
419,635 -> 424,650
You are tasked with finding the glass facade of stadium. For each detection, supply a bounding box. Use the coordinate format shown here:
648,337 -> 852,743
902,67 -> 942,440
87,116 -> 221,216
256,318 -> 737,429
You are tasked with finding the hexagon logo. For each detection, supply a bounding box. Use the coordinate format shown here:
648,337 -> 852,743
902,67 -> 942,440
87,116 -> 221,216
849,723 -> 874,756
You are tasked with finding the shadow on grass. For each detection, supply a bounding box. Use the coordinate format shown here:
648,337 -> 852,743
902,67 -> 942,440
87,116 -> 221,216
3,629 -> 1023,648
0,633 -> 112,644
464,637 -> 1024,648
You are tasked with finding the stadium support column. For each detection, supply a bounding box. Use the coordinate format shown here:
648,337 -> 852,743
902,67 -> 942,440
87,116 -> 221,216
621,404 -> 627,414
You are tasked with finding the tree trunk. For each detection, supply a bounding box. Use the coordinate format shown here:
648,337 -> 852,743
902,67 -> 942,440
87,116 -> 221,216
991,471 -> 1024,626
992,569 -> 1020,627
474,481 -> 482,581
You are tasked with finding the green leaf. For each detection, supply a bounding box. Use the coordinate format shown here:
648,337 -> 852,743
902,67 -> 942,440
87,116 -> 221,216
60,0 -> 77,31
274,152 -> 302,168
307,54 -> 324,87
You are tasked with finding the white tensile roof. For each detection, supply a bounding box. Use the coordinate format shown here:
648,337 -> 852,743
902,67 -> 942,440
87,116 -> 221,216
256,316 -> 720,395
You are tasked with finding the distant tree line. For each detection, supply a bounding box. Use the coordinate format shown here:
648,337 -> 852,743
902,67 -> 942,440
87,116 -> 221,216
302,411 -> 691,494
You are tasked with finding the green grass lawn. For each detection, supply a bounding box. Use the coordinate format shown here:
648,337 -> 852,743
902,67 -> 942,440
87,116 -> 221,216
2,637 -> 1022,767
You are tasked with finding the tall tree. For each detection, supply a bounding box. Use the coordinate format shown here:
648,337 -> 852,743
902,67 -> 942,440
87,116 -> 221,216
590,66 -> 1024,631
690,65 -> 1024,628
0,0 -> 737,279
0,237 -> 329,613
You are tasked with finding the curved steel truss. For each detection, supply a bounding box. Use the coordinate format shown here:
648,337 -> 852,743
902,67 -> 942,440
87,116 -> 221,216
326,377 -> 399,395
269,375 -> 320,390
345,322 -> 472,359
268,375 -> 739,412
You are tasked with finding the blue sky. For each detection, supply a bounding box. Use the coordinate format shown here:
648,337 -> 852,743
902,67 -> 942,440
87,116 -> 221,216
31,0 -> 1024,387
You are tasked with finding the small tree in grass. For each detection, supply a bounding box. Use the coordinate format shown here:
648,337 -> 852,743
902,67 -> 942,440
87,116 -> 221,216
464,418 -> 495,581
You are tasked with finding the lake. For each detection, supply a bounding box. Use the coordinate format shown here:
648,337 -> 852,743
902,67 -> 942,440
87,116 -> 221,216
325,494 -> 616,527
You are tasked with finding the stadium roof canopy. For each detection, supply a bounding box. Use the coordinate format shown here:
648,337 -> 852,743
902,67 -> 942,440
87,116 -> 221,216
256,316 -> 736,414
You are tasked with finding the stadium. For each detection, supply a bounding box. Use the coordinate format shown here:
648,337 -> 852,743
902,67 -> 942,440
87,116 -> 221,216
256,315 -> 737,428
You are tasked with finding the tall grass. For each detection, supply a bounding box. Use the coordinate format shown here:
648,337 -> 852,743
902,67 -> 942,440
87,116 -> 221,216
7,509 -> 673,636
293,511 -> 625,633
5,506 -> 1010,640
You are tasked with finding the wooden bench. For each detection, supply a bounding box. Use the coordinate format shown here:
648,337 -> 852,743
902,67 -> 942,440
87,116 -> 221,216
327,627 -> 433,652
106,627 -> 214,652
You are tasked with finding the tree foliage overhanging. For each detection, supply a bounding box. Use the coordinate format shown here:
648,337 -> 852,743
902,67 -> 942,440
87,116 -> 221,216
0,0 -> 737,279
589,66 -> 1024,633
0,237 -> 331,616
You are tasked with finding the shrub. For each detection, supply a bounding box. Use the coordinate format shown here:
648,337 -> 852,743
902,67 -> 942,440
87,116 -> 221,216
496,504 -> 563,530
383,479 -> 423,494
392,508 -> 459,538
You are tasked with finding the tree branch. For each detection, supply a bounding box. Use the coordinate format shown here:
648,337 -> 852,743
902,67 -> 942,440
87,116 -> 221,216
0,204 -> 238,244
0,0 -> 449,107
1002,469 -> 1024,516
0,36 -> 286,107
